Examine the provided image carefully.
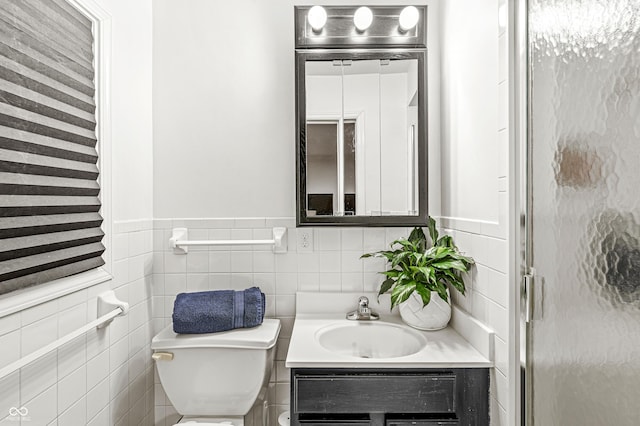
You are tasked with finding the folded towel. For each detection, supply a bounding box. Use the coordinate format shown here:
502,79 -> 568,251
172,287 -> 265,334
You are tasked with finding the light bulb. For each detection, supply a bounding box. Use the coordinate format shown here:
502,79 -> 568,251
354,7 -> 373,32
399,6 -> 419,32
308,6 -> 327,32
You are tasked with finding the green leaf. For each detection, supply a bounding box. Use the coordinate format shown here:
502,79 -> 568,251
381,251 -> 398,261
443,270 -> 466,295
378,278 -> 395,297
381,269 -> 401,278
361,215 -> 474,303
414,284 -> 431,306
391,251 -> 411,269
435,235 -> 456,248
450,279 -> 466,295
408,227 -> 427,252
428,266 -> 437,282
425,246 -> 452,260
408,227 -> 426,244
457,253 -> 476,265
432,259 -> 468,272
427,217 -> 439,245
390,282 -> 417,307
409,266 -> 434,281
396,272 -> 412,287
391,239 -> 414,250
360,250 -> 396,261
434,282 -> 449,303
423,281 -> 459,300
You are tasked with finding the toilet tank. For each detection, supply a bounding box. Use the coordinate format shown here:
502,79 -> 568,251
152,319 -> 280,416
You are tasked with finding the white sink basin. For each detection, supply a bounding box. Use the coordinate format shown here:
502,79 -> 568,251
315,321 -> 428,359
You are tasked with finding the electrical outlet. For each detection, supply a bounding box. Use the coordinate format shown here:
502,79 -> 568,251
297,229 -> 314,252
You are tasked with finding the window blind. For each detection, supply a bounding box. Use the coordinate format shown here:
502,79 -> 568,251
0,0 -> 105,294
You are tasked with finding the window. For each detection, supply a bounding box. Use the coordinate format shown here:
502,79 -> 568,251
0,0 -> 109,297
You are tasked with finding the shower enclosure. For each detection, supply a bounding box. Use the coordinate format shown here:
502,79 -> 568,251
524,0 -> 640,424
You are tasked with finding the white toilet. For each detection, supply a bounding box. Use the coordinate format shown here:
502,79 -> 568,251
152,319 -> 281,426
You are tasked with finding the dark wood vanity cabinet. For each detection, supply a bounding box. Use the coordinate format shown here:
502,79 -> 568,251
290,368 -> 489,426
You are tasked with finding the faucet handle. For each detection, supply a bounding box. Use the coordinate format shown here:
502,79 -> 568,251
346,296 -> 379,320
358,296 -> 370,314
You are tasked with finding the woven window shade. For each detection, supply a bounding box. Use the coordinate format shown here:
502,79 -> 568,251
0,0 -> 105,294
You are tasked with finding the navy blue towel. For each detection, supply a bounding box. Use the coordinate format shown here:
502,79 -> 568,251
172,287 -> 265,334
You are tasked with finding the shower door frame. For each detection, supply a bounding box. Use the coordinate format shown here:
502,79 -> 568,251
512,0 -> 531,425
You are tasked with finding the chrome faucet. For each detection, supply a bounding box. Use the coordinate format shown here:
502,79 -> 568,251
346,296 -> 379,320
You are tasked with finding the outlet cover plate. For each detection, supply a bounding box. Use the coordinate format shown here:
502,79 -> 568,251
297,229 -> 314,252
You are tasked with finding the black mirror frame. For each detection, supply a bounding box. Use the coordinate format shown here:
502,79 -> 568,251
295,49 -> 429,227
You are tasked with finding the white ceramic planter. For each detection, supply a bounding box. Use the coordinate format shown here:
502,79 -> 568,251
399,290 -> 452,331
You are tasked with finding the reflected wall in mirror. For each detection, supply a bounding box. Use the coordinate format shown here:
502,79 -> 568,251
305,58 -> 419,217
295,6 -> 428,227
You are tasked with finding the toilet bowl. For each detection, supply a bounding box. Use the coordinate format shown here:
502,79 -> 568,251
152,319 -> 281,425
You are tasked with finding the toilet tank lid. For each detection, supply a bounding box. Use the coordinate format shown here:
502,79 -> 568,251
151,318 -> 281,350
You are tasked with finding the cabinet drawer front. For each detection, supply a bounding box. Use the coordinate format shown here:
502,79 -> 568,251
294,374 -> 456,413
300,422 -> 371,426
387,421 -> 459,426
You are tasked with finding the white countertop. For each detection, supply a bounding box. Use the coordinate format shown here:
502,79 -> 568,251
286,312 -> 493,369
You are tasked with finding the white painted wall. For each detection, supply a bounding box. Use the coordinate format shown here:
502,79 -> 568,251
153,0 -> 442,218
306,75 -> 343,116
107,0 -> 154,221
342,71 -> 382,214
440,0 -> 500,222
152,0 -> 295,218
379,73 -> 409,214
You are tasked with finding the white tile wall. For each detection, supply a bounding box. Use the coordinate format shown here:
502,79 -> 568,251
446,225 -> 510,423
0,220 -> 155,426
151,218 -> 415,426
439,0 -> 512,424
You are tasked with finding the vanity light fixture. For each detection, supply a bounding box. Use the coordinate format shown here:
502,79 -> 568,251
398,5 -> 420,32
308,5 -> 328,32
353,6 -> 373,32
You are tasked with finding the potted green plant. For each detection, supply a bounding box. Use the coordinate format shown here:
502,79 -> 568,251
361,217 -> 474,330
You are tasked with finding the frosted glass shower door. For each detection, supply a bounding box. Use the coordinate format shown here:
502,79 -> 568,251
528,0 -> 640,425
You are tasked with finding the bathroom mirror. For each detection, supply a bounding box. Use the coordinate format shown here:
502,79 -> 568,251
295,6 -> 428,226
